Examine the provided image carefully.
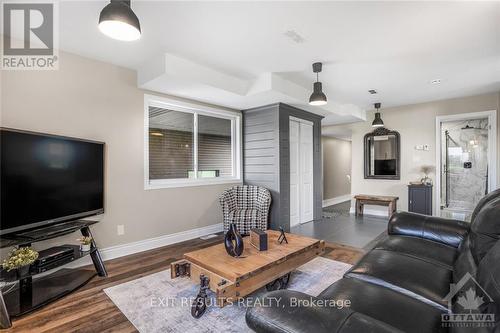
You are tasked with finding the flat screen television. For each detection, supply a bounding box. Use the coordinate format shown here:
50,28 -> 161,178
1,128 -> 104,235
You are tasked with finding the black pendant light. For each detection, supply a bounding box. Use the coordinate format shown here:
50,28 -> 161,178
372,103 -> 384,128
309,62 -> 327,106
99,0 -> 141,41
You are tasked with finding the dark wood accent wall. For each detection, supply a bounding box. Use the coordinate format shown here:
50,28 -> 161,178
242,103 -> 323,231
149,128 -> 231,179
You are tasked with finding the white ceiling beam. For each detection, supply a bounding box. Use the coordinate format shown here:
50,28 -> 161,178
138,53 -> 249,95
138,53 -> 366,123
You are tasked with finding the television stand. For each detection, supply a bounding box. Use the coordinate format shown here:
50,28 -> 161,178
15,221 -> 89,240
0,220 -> 107,329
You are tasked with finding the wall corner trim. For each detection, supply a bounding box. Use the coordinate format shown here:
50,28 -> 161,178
322,194 -> 351,208
348,206 -> 389,217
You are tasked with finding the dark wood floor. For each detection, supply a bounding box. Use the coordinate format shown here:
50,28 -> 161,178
5,235 -> 364,333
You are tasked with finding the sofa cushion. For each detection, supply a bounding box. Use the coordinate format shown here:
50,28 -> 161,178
345,249 -> 452,310
470,187 -> 500,223
469,196 -> 500,263
477,240 -> 500,314
375,235 -> 458,270
318,277 -> 447,333
245,290 -> 403,333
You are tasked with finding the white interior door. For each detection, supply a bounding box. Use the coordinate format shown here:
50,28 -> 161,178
289,118 -> 314,227
300,122 -> 314,223
289,120 -> 300,227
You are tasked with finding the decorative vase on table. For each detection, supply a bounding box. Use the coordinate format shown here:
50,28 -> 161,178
224,223 -> 244,257
420,176 -> 433,186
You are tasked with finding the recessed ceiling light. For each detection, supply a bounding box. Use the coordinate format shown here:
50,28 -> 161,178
368,89 -> 377,95
150,132 -> 164,137
430,79 -> 441,85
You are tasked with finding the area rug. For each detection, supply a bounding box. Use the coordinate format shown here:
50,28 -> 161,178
104,257 -> 351,333
322,201 -> 351,219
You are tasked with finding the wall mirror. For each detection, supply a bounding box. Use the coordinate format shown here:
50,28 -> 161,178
364,128 -> 400,180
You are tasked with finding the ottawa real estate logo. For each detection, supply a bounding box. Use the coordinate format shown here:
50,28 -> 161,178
1,1 -> 59,70
442,272 -> 495,328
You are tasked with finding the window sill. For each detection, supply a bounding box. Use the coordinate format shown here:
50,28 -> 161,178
145,178 -> 242,190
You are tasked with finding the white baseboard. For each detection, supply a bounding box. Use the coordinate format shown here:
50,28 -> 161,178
65,223 -> 223,269
349,207 -> 389,217
322,194 -> 351,208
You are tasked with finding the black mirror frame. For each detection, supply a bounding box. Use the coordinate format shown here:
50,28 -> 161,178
364,127 -> 401,180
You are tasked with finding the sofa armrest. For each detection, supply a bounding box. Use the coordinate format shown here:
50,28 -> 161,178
388,211 -> 469,248
245,290 -> 403,333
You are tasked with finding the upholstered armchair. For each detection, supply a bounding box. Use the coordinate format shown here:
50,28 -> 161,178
219,185 -> 272,235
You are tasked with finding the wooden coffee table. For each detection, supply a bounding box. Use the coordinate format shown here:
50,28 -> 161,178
170,230 -> 324,316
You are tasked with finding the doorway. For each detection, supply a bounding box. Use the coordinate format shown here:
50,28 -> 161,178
289,117 -> 314,227
435,111 -> 497,221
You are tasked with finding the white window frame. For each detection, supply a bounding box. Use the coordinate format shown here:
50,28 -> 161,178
144,94 -> 242,189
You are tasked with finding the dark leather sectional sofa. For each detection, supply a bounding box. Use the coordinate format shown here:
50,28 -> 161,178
246,189 -> 500,332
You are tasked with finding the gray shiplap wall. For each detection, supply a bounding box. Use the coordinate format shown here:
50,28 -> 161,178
243,103 -> 323,231
242,105 -> 281,226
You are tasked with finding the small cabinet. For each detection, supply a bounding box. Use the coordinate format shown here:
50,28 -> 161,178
408,184 -> 432,215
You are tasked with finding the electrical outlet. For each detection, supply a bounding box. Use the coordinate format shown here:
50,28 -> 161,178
423,144 -> 430,151
117,225 -> 125,235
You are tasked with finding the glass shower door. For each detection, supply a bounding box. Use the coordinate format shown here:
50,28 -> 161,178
440,119 -> 489,221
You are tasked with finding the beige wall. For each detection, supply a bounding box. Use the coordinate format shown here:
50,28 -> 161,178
322,136 -> 351,200
325,92 -> 500,215
0,51 -> 241,250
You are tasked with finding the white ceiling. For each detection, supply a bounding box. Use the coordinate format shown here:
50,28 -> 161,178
21,1 -> 500,125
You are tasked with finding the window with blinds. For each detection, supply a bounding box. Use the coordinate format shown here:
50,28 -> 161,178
145,95 -> 241,188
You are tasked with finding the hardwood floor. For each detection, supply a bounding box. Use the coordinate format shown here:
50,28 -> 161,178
5,235 -> 364,333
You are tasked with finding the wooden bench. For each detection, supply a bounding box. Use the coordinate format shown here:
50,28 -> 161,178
354,194 -> 399,217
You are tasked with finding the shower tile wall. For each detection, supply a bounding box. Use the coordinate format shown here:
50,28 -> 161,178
441,119 -> 489,214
